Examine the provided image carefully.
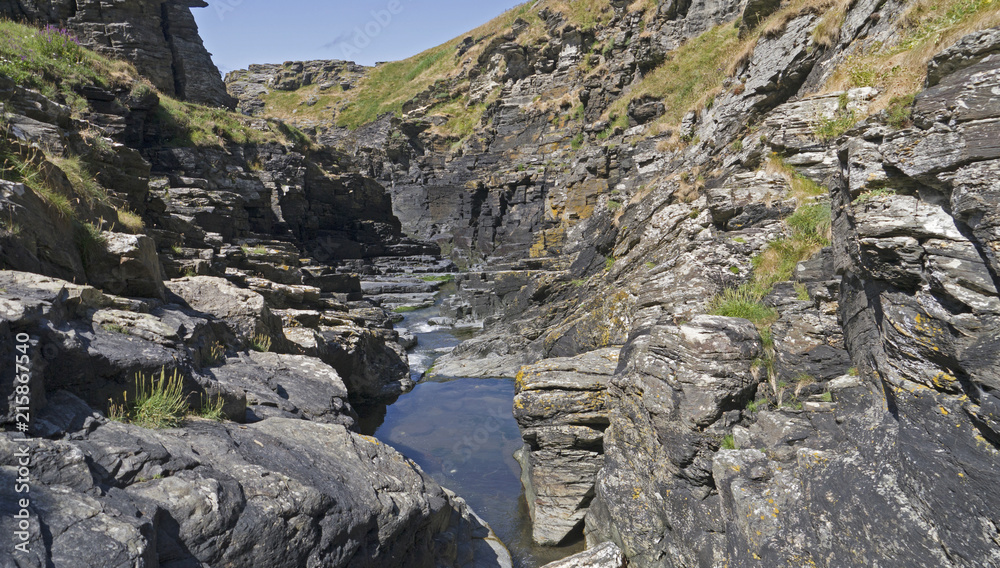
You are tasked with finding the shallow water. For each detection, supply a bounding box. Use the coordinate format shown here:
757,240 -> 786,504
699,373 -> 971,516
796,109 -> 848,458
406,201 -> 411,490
357,300 -> 584,567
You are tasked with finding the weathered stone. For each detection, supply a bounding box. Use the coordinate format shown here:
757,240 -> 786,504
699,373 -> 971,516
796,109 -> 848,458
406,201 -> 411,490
165,276 -> 288,351
207,350 -> 356,428
513,348 -> 619,546
538,541 -> 626,568
85,232 -> 166,300
0,0 -> 234,107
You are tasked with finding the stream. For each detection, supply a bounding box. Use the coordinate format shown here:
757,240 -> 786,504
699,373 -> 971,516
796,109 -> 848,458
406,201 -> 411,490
356,288 -> 585,568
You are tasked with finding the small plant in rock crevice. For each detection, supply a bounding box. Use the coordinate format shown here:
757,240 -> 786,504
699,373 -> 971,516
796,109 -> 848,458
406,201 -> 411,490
250,333 -> 273,353
108,368 -> 189,429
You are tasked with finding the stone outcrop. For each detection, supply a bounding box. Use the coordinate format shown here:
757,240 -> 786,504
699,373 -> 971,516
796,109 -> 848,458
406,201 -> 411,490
0,0 -> 235,108
231,1 -> 999,564
0,14 -> 512,568
538,541 -> 626,568
513,348 -> 619,545
1,396 -> 509,567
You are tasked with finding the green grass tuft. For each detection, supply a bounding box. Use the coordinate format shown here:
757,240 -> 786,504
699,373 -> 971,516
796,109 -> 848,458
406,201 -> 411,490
250,333 -> 272,353
109,367 -> 189,429
709,286 -> 779,327
721,434 -> 737,450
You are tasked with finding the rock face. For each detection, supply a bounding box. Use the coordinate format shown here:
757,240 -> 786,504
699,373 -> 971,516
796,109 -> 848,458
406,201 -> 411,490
0,270 -> 510,567
586,316 -> 764,566
513,348 -> 619,545
228,1 -> 999,565
539,541 -> 626,568
0,14 -> 513,568
0,0 -> 234,108
0,400 -> 509,568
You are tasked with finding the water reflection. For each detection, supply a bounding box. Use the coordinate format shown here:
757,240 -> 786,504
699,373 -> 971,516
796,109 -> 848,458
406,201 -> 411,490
357,299 -> 584,567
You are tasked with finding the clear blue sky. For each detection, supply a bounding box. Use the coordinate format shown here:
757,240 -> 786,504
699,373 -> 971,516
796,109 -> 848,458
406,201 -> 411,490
193,0 -> 527,75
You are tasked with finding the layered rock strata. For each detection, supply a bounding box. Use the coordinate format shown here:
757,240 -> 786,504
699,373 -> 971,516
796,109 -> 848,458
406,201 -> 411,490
513,348 -> 619,546
0,0 -> 234,108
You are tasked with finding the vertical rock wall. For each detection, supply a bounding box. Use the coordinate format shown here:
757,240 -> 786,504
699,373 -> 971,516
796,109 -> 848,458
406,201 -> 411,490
0,0 -> 234,108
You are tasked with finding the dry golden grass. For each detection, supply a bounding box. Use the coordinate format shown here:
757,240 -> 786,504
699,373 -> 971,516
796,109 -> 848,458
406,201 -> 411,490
822,0 -> 1000,114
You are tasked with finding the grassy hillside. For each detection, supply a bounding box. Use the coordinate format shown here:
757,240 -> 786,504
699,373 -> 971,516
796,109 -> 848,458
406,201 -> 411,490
256,0 -> 999,142
0,20 -> 307,237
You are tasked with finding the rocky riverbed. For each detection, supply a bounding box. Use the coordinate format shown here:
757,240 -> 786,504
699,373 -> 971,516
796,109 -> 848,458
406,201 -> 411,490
2,0 -> 1000,566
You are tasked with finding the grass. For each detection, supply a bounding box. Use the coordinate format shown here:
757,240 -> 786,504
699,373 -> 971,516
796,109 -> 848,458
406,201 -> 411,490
819,391 -> 833,403
605,257 -> 615,271
720,434 -> 737,450
116,208 -> 145,233
603,21 -> 741,128
205,342 -> 226,365
885,94 -> 915,129
48,155 -> 107,207
856,188 -> 896,202
0,21 -> 136,107
822,0 -> 1000,116
242,244 -> 268,255
196,394 -> 226,421
708,286 -> 779,327
393,305 -> 422,313
0,139 -> 74,218
795,282 -> 811,301
750,203 -> 831,290
814,109 -> 857,141
746,399 -> 766,413
74,221 -> 107,269
420,274 -> 454,282
109,368 -> 189,429
155,97 -> 267,148
250,333 -> 272,353
101,323 -> 130,335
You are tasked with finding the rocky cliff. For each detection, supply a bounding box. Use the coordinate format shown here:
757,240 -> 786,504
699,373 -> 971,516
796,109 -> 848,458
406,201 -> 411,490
0,0 -> 234,108
0,16 -> 509,568
226,0 -> 1000,566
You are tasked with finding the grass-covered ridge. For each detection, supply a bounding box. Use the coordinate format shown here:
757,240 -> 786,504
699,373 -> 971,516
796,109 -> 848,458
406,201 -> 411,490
0,20 -> 136,111
823,0 -> 1000,114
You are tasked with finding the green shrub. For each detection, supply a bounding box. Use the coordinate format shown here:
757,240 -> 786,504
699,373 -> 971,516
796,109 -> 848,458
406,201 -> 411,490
814,110 -> 856,141
886,94 -> 915,128
197,394 -> 226,421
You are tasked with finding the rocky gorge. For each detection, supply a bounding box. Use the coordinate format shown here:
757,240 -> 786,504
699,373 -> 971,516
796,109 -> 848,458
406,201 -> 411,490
2,0 -> 1000,567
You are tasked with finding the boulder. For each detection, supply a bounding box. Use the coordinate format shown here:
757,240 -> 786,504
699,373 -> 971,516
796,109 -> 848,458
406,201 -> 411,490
513,348 -> 619,546
165,276 -> 288,351
285,326 -> 412,403
85,232 -> 166,299
207,351 -> 357,428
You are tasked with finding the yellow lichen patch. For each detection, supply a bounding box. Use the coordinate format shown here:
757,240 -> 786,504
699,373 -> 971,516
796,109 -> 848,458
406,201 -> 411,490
932,372 -> 958,390
939,406 -> 950,416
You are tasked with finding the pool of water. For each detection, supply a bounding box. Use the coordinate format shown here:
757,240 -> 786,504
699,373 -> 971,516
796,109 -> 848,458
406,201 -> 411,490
357,299 -> 584,567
